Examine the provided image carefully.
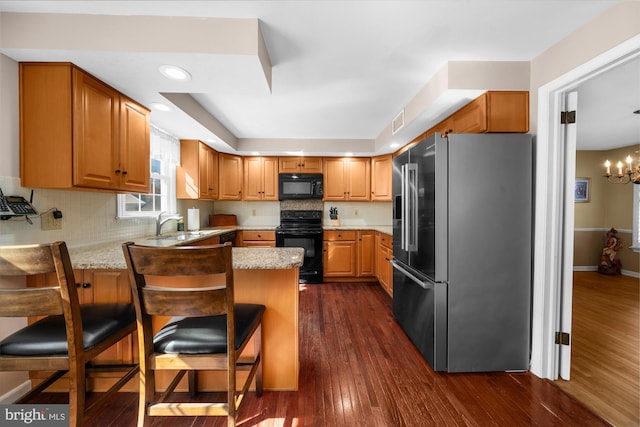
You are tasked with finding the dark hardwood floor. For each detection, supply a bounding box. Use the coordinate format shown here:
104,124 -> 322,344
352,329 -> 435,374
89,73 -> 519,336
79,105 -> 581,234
39,282 -> 608,426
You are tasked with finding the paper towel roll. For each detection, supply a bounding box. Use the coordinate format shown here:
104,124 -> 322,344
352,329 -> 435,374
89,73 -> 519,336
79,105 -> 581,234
187,208 -> 200,231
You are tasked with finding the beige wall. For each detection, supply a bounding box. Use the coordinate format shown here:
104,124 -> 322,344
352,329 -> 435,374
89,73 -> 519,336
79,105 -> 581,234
573,145 -> 638,273
530,2 -> 640,132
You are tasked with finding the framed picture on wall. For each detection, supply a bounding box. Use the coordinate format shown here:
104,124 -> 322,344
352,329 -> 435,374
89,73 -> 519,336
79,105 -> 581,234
575,178 -> 591,202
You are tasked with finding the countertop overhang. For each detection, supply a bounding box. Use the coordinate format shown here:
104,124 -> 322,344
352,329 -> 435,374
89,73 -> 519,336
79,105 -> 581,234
68,228 -> 304,270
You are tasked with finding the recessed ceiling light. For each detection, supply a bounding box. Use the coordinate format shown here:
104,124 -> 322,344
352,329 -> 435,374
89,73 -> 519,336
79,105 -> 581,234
150,102 -> 171,112
345,152 -> 354,157
251,151 -> 260,156
158,65 -> 192,82
390,143 -> 400,148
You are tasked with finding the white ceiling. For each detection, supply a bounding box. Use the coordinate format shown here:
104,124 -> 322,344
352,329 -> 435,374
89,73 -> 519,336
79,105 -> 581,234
0,0 -> 634,155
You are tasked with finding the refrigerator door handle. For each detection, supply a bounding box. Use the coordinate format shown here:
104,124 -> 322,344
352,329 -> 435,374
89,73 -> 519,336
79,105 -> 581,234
406,163 -> 418,252
401,164 -> 408,251
391,260 -> 433,290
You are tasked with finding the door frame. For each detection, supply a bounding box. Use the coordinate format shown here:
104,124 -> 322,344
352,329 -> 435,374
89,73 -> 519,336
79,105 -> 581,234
530,34 -> 640,380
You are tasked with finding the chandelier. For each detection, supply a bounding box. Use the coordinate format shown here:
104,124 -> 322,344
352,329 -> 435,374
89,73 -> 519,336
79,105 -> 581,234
604,152 -> 640,184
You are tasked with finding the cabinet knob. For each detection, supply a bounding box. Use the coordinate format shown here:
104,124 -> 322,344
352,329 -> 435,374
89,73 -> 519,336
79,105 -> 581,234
115,169 -> 121,174
122,170 -> 128,175
82,283 -> 91,288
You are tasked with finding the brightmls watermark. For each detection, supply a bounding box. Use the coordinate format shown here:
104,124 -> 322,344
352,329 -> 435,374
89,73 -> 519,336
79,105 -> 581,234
0,405 -> 68,426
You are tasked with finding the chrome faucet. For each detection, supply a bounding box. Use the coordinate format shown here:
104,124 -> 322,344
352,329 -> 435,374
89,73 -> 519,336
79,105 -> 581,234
156,211 -> 183,236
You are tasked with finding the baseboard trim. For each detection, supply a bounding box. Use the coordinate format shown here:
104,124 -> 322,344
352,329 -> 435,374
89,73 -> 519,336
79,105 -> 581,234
0,380 -> 32,404
573,265 -> 640,278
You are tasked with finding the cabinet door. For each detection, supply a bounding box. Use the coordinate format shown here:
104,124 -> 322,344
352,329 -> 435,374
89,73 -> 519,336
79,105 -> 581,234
486,91 -> 530,132
279,157 -> 302,174
371,155 -> 392,201
453,94 -> 488,133
301,157 -> 323,173
86,270 -> 135,364
357,231 -> 375,277
206,148 -> 219,199
323,158 -> 347,200
73,69 -> 120,189
262,157 -> 279,200
119,98 -> 150,192
380,246 -> 393,296
347,158 -> 371,201
219,153 -> 243,200
324,241 -> 356,277
243,157 -> 263,200
20,63 -> 74,189
198,144 -> 210,198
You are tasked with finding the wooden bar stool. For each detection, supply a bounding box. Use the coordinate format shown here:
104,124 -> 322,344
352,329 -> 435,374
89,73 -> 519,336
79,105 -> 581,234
122,241 -> 264,427
0,241 -> 139,427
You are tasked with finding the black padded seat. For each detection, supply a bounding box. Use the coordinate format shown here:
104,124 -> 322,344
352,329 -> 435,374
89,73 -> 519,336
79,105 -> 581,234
0,304 -> 135,356
155,304 -> 266,354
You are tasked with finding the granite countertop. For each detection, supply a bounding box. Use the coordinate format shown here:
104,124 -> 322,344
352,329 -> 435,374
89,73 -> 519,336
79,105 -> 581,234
323,225 -> 393,235
68,229 -> 303,270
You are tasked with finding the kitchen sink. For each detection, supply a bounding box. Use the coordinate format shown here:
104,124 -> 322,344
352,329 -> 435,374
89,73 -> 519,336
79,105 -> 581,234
149,232 -> 204,241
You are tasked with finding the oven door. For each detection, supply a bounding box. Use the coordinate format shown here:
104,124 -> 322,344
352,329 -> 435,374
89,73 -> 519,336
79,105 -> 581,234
276,229 -> 323,284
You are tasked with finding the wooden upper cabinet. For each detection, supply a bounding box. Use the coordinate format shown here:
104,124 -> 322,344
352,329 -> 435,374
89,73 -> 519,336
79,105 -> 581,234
323,157 -> 371,201
423,91 -> 529,141
452,91 -> 529,135
371,154 -> 392,201
279,157 -> 323,174
176,140 -> 218,200
119,97 -> 151,192
244,156 -> 278,201
20,62 -> 150,192
218,153 -> 243,200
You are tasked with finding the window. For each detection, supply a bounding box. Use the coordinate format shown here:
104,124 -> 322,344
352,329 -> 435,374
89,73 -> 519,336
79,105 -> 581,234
117,126 -> 179,218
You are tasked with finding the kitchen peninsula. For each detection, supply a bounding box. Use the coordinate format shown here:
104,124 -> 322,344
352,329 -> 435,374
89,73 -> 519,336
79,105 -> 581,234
27,230 -> 304,392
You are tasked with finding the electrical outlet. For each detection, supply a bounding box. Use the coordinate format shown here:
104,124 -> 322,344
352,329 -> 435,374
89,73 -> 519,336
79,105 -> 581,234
252,209 -> 256,216
41,211 -> 62,230
354,209 -> 359,216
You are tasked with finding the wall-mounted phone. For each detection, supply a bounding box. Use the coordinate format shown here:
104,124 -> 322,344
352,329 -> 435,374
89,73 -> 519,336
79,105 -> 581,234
0,187 -> 38,219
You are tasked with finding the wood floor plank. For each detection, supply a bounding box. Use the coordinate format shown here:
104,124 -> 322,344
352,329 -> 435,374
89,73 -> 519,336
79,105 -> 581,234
556,272 -> 639,427
28,281 -> 609,426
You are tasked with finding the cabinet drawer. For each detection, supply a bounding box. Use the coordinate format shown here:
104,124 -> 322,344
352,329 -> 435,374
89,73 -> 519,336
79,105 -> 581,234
324,230 -> 356,241
242,230 -> 275,241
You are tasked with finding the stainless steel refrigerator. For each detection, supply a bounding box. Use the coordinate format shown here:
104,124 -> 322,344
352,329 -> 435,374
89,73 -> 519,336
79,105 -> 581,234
391,133 -> 532,372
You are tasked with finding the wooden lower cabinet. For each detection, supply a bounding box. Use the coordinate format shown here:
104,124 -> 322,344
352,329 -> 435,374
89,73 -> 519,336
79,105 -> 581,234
357,231 -> 375,277
324,240 -> 357,277
239,230 -> 276,247
375,232 -> 393,296
324,230 -> 377,281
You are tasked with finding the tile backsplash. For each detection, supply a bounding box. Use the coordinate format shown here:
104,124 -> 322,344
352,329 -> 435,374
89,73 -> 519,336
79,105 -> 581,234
0,175 -> 391,247
0,176 -> 156,247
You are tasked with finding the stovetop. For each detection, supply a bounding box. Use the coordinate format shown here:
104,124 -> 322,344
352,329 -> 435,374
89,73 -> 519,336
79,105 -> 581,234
278,210 -> 322,230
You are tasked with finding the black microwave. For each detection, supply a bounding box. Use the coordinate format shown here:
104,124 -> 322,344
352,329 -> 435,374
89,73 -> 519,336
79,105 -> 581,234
278,174 -> 323,200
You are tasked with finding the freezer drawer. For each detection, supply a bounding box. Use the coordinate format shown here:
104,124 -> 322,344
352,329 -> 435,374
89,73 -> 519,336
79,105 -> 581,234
391,260 -> 447,371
